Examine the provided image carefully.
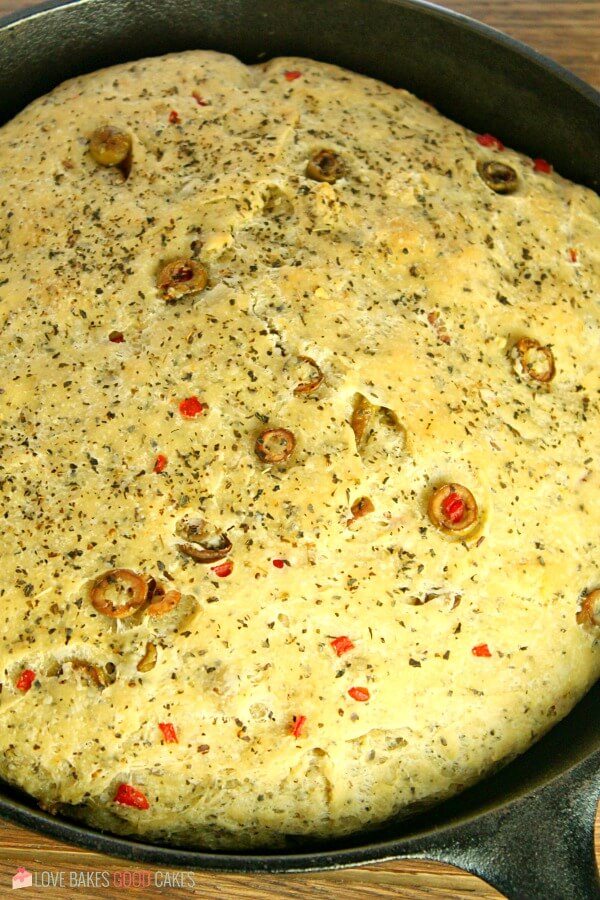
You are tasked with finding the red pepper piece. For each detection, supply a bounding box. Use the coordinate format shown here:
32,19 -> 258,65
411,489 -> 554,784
168,109 -> 180,124
15,669 -> 36,692
158,722 -> 178,744
284,70 -> 302,81
291,714 -> 306,738
108,330 -> 125,343
569,248 -> 578,263
179,396 -> 205,418
192,90 -> 210,106
330,636 -> 355,657
533,158 -> 552,174
272,558 -> 289,569
472,643 -> 492,657
442,491 -> 465,524
348,686 -> 370,702
114,783 -> 150,809
476,133 -> 505,151
211,560 -> 233,578
153,454 -> 167,474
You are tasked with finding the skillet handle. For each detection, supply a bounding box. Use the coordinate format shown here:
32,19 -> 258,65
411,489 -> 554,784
408,752 -> 600,900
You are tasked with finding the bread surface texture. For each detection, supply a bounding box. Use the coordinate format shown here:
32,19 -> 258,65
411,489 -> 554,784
0,51 -> 598,848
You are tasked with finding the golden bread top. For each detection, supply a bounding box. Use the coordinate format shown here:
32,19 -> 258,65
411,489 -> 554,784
0,51 -> 598,847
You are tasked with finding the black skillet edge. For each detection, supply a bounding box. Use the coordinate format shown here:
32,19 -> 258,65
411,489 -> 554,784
1,749 -> 599,900
0,0 -> 599,188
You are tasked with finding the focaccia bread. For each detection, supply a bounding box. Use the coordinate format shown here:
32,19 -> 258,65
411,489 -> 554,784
0,51 -> 598,849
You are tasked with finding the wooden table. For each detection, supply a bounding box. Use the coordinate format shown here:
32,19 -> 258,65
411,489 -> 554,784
0,1 -> 598,897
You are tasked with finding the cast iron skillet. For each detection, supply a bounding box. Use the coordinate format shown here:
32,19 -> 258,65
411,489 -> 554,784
0,2 -> 598,898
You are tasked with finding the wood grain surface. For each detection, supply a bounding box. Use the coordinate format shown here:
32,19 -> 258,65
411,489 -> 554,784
0,0 -> 598,898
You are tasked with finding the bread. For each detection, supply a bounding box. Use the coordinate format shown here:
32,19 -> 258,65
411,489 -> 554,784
0,50 -> 598,849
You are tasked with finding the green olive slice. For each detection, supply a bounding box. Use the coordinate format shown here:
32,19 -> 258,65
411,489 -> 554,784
428,483 -> 478,535
176,517 -> 232,563
146,583 -> 182,617
90,126 -> 132,170
254,427 -> 296,463
178,535 -> 232,564
348,496 -> 375,526
90,568 -> 149,618
511,338 -> 555,384
350,394 -> 375,447
577,589 -> 600,630
158,258 -> 208,301
137,642 -> 157,672
294,356 -> 324,395
306,149 -> 346,184
477,159 -> 518,194
70,659 -> 109,688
